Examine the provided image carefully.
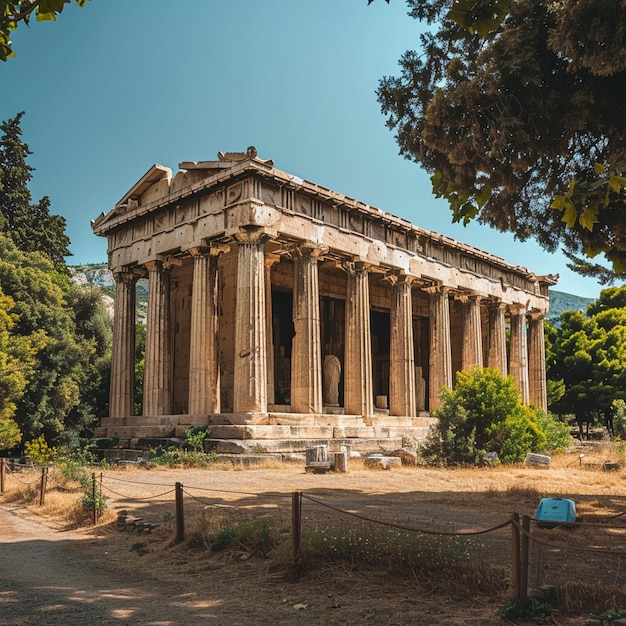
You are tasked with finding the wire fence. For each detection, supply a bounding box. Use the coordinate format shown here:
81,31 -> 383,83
2,458 -> 626,610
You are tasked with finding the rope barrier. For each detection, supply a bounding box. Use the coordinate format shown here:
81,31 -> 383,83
99,483 -> 176,500
182,489 -> 237,509
302,493 -> 512,536
98,474 -> 175,487
181,483 -> 292,499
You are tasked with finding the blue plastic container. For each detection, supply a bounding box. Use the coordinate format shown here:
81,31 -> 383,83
535,497 -> 576,528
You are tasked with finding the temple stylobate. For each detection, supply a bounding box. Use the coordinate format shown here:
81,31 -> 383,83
92,148 -> 556,454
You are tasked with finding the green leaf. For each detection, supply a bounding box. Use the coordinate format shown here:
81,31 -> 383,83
608,175 -> 626,192
475,184 -> 491,208
561,202 -> 578,228
579,209 -> 599,231
550,195 -> 566,210
594,163 -> 607,175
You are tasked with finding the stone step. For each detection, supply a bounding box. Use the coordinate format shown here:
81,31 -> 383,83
99,416 -> 183,428
210,424 -> 335,440
101,425 -> 177,439
207,437 -> 405,455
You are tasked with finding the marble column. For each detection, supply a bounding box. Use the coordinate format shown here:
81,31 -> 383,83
528,313 -> 548,411
264,254 -> 280,406
143,260 -> 172,416
233,230 -> 267,414
109,270 -> 137,417
461,295 -> 483,371
389,275 -> 416,417
291,243 -> 324,414
343,261 -> 374,418
509,304 -> 530,404
487,300 -> 508,377
428,286 -> 452,411
188,246 -> 223,415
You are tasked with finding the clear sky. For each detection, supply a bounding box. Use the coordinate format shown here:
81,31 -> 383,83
1,0 -> 614,298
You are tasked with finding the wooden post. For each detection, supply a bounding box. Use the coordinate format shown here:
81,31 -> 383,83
175,482 -> 185,543
292,491 -> 302,564
0,458 -> 5,494
520,515 -> 531,604
511,512 -> 521,602
39,467 -> 48,506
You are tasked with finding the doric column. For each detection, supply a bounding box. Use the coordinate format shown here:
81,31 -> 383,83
188,245 -> 225,415
343,261 -> 374,418
528,313 -> 547,411
264,254 -> 280,406
461,294 -> 483,371
428,286 -> 452,411
291,243 -> 325,414
233,230 -> 267,414
143,260 -> 172,416
487,300 -> 508,377
389,274 -> 416,417
109,270 -> 137,417
509,304 -> 530,404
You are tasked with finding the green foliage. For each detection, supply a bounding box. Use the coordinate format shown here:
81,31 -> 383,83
148,443 -> 217,468
1,1 -> 92,61
499,600 -> 552,620
532,409 -> 572,452
422,368 -> 555,465
0,114 -> 112,443
184,427 -> 208,453
0,113 -> 71,267
23,434 -> 55,465
612,400 -> 626,440
548,286 -> 626,427
79,474 -> 107,516
271,523 -> 470,574
210,517 -> 277,555
377,0 -> 626,279
0,417 -> 21,449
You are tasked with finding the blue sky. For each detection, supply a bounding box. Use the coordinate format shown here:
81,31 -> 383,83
1,0 -> 613,298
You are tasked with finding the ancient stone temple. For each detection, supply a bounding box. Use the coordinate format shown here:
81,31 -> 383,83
92,148 -> 555,454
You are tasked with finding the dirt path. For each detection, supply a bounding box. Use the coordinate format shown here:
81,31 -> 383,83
1,462 -> 609,625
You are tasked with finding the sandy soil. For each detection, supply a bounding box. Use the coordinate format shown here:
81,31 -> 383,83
2,457 -> 622,625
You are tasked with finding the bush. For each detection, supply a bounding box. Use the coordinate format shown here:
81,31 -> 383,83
422,368 -> 555,465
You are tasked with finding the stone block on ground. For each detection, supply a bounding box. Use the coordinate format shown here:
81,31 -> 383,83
363,455 -> 402,470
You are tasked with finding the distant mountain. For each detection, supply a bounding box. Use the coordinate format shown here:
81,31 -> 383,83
69,264 -> 595,325
547,289 -> 595,322
69,264 -> 148,322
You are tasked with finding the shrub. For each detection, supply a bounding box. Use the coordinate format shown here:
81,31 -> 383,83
422,368 -> 554,465
24,435 -> 56,466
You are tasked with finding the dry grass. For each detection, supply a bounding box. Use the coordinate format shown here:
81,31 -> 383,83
4,445 -> 626,623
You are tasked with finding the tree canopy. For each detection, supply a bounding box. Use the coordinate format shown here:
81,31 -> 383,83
0,112 -> 71,267
376,0 -> 626,279
548,285 -> 626,432
0,112 -> 112,447
1,1 -> 91,61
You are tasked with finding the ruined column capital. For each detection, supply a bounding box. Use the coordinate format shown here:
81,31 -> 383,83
509,302 -> 528,316
234,227 -> 269,245
291,241 -> 328,259
112,269 -> 139,285
528,310 -> 546,321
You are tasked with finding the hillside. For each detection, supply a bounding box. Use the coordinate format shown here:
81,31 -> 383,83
547,289 -> 595,322
69,264 -> 148,321
69,264 -> 594,324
